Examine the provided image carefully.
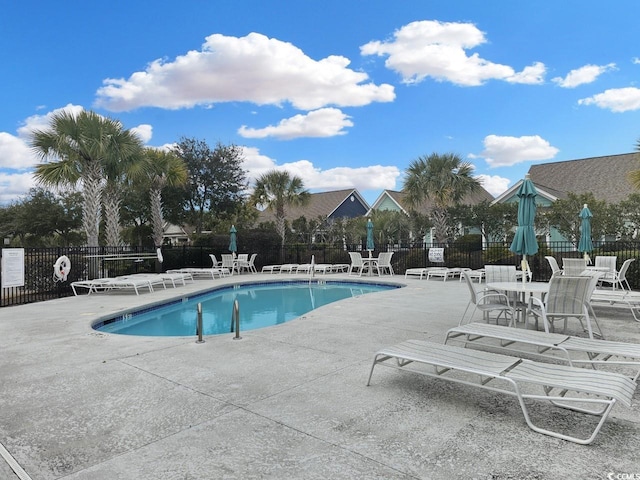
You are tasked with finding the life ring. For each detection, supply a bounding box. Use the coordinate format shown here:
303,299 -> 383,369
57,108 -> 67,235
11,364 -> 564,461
54,255 -> 71,282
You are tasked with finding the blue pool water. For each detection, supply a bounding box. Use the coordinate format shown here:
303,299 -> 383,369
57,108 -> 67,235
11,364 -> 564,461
93,280 -> 398,336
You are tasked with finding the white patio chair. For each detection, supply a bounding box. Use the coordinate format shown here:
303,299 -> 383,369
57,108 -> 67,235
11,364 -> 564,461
460,271 -> 515,326
376,252 -> 394,275
599,258 -> 634,291
562,258 -> 587,276
545,256 -> 561,276
348,252 -> 365,276
484,265 -> 527,318
237,253 -> 257,274
209,254 -> 221,268
221,254 -> 237,275
528,275 -> 604,339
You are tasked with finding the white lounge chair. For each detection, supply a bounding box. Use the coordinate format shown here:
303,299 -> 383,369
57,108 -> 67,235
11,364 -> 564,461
261,264 -> 282,274
277,264 -> 298,274
591,286 -> 640,321
71,278 -> 114,295
404,268 -> 429,279
426,267 -> 462,281
166,267 -> 228,279
366,339 -> 636,444
446,322 -> 640,381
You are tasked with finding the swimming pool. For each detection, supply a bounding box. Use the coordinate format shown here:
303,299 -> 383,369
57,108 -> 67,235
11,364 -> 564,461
93,280 -> 399,336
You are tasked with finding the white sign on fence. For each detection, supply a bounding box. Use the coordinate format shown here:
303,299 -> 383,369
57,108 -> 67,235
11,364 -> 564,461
1,248 -> 25,288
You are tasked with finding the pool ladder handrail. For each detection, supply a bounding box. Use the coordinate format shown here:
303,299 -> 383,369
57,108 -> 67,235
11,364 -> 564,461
230,299 -> 242,340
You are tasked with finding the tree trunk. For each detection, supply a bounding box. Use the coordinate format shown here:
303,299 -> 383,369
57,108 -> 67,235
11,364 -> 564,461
150,187 -> 164,248
82,168 -> 103,247
103,184 -> 123,247
432,207 -> 449,244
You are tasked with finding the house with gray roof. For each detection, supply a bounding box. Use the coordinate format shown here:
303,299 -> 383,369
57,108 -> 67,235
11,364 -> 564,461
494,152 -> 640,206
255,188 -> 370,225
493,152 -> 640,243
368,187 -> 495,243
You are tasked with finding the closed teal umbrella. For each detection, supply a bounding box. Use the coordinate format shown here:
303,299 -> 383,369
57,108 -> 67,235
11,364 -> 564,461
366,218 -> 375,254
578,204 -> 593,264
229,225 -> 237,254
509,175 -> 539,280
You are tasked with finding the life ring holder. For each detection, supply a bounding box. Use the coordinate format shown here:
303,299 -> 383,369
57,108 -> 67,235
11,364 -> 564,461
53,255 -> 71,282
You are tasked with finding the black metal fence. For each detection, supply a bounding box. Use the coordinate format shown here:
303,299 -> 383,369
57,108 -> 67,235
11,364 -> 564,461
2,241 -> 640,307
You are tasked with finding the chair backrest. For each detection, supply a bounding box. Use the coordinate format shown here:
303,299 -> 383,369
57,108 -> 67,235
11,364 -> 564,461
485,265 -> 517,283
209,254 -> 219,267
248,253 -> 257,265
618,258 -> 635,280
545,256 -> 561,275
595,256 -> 617,273
428,248 -> 445,264
462,270 -> 479,305
545,275 -> 592,316
562,258 -> 587,276
378,252 -> 393,266
348,252 -> 363,266
579,270 -> 604,296
221,254 -> 234,268
237,253 -> 248,262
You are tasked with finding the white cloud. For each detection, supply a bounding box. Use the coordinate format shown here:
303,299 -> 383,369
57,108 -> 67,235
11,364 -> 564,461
95,32 -> 395,112
238,108 -> 353,139
0,133 -> 35,170
472,134 -> 559,167
552,63 -> 616,88
506,62 -> 546,85
131,124 -> 153,143
0,172 -> 36,204
633,57 -> 640,64
17,104 -> 84,138
0,105 -> 84,171
475,174 -> 511,197
241,146 -> 399,192
578,87 -> 640,112
361,20 -> 545,86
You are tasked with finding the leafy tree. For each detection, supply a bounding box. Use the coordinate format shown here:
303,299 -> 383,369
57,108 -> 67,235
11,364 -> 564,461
616,193 -> 640,238
545,192 -> 612,243
30,110 -> 143,246
250,170 -> 310,246
0,188 -> 83,246
167,138 -> 247,233
450,201 -> 518,242
402,152 -> 482,244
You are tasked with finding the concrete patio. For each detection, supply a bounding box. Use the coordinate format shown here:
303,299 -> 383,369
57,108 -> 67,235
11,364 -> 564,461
1,273 -> 639,479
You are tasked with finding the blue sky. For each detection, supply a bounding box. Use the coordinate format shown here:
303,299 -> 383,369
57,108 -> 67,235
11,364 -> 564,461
2,0 -> 640,206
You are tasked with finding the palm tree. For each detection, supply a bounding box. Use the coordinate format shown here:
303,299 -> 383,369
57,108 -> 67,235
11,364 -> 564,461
141,148 -> 188,248
402,152 -> 482,244
250,170 -> 310,246
30,110 -> 143,246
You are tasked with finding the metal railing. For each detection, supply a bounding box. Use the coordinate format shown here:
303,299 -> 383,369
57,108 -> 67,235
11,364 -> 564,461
2,241 -> 640,307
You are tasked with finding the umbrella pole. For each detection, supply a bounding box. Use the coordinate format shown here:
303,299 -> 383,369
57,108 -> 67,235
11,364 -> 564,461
521,255 -> 528,284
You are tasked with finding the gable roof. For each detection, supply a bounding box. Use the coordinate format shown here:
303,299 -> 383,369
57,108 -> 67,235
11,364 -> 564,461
526,152 -> 640,204
370,187 -> 494,215
256,189 -> 370,223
